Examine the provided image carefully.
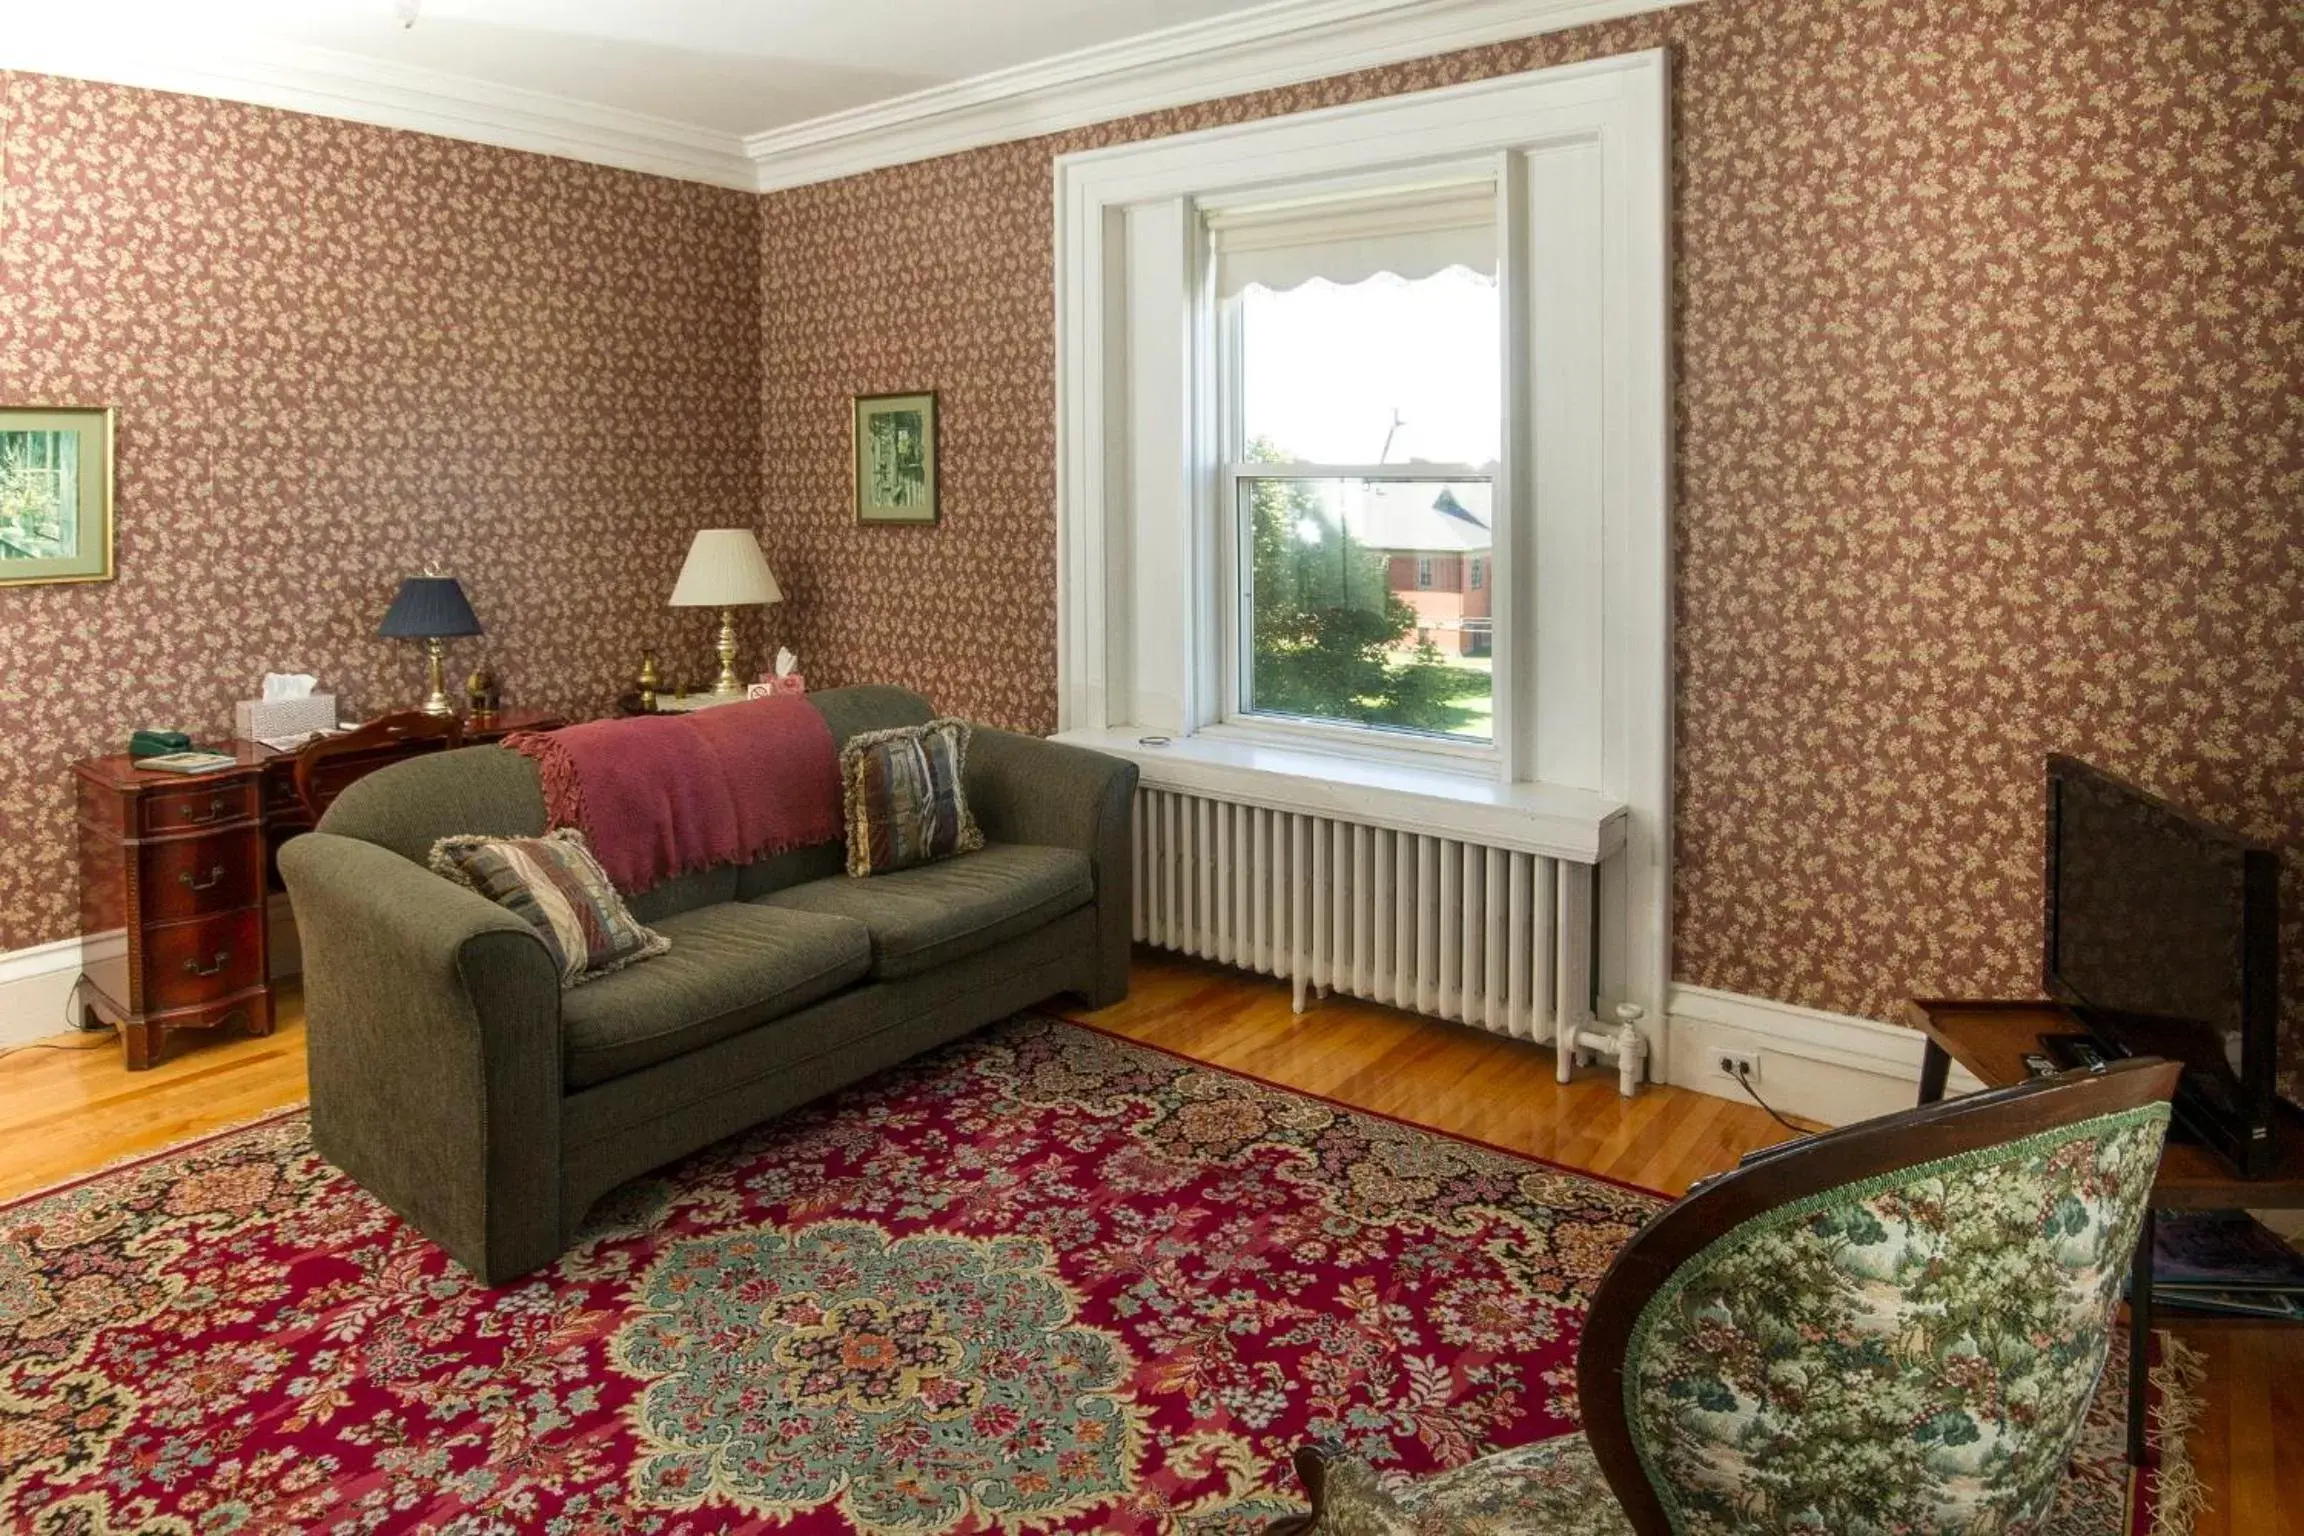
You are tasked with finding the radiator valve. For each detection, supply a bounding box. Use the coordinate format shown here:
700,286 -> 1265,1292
1558,1002 -> 1650,1098
1609,1003 -> 1650,1098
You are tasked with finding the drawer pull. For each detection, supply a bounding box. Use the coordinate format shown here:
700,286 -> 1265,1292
180,865 -> 228,892
182,796 -> 231,826
184,951 -> 232,978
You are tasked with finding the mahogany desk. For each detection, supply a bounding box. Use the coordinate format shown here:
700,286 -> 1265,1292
74,710 -> 562,1070
1906,998 -> 2304,1466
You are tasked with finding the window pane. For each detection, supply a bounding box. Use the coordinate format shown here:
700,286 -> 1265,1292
1241,477 -> 1494,743
1239,268 -> 1500,467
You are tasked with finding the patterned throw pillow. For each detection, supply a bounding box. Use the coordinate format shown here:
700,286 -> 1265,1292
840,717 -> 985,877
428,828 -> 670,988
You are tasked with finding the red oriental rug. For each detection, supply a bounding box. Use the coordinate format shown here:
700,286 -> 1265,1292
0,1016 -> 2195,1534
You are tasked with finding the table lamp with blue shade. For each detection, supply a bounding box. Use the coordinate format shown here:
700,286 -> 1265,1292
379,576 -> 483,717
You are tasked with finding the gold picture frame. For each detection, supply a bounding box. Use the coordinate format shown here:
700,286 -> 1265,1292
853,392 -> 939,525
0,406 -> 115,587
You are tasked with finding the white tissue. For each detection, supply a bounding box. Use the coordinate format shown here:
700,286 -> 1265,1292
263,672 -> 318,703
774,647 -> 798,679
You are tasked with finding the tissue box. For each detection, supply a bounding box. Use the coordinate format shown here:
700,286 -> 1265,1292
234,694 -> 338,741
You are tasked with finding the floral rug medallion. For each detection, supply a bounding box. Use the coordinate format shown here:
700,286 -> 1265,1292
617,1222 -> 1140,1531
0,1014 -> 2191,1533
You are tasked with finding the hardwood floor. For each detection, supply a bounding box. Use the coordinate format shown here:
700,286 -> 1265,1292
0,986 -> 311,1203
1077,952 -> 1815,1196
2,951 -> 2295,1529
1085,958 -> 2303,1536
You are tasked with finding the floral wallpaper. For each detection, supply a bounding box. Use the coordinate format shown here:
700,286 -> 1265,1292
757,0 -> 2304,1084
0,72 -> 762,956
2,1 -> 2299,1090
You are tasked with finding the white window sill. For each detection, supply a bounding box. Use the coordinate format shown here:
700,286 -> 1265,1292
1051,727 -> 1626,865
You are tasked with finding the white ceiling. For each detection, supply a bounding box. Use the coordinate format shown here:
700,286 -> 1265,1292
14,0 -> 1274,136
0,0 -> 1683,190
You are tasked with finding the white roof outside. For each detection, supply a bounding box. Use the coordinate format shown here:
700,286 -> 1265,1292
1342,479 -> 1492,555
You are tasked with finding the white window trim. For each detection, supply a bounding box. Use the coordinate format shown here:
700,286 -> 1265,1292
1053,48 -> 1673,1037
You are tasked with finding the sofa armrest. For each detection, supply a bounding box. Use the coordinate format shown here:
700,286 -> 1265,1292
965,729 -> 1139,1006
279,831 -> 564,1283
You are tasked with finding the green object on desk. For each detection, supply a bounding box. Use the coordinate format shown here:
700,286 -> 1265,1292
128,729 -> 194,759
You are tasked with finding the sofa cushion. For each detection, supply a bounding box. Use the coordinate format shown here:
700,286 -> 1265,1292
625,863 -> 743,926
428,828 -> 669,988
839,717 -> 984,877
756,844 -> 1092,981
560,902 -> 870,1088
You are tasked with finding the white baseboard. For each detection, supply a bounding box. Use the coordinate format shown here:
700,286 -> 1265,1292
1666,984 -> 1983,1128
0,931 -> 126,1046
0,901 -> 301,1048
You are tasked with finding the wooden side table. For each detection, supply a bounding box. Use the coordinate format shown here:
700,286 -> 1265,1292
75,752 -> 276,1070
1907,998 -> 2304,1466
72,708 -> 566,1070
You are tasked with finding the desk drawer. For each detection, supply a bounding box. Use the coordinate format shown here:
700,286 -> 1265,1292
142,834 -> 262,923
138,779 -> 258,837
263,769 -> 306,819
143,909 -> 264,1012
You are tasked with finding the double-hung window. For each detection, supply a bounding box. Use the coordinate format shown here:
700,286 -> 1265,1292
1211,180 -> 1501,750
1054,49 -> 1674,1021
1054,57 -> 1668,788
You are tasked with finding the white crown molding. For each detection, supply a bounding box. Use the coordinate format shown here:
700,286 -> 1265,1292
0,34 -> 757,190
744,0 -> 1700,192
0,0 -> 1696,194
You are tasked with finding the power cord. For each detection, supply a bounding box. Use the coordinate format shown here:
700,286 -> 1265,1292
1728,1059 -> 1808,1136
64,972 -> 112,1034
0,1036 -> 115,1063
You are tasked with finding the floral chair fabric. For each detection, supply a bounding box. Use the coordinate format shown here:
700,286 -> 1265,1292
1296,1433 -> 1632,1535
1293,1101 -> 2171,1535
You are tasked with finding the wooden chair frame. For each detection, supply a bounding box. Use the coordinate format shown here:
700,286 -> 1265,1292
1577,1056 -> 2179,1534
291,711 -> 464,822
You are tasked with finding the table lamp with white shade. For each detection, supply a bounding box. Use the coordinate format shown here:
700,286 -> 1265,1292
670,529 -> 783,697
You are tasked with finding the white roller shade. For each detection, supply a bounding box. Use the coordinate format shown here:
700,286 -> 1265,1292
1209,179 -> 1497,298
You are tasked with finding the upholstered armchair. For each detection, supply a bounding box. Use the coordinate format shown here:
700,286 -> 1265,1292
1270,1058 -> 2179,1535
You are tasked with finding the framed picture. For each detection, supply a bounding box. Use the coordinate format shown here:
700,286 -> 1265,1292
0,406 -> 115,587
853,392 -> 938,525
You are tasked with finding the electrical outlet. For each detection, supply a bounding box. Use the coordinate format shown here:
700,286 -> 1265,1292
1715,1049 -> 1759,1083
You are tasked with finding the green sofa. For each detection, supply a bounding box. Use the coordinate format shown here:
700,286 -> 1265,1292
278,686 -> 1138,1283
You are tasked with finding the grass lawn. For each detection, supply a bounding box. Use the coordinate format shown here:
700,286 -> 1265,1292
1443,653 -> 1494,740
1383,650 -> 1492,740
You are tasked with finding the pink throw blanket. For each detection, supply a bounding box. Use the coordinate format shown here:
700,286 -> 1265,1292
504,697 -> 840,893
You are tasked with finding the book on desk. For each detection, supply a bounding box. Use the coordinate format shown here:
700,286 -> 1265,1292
133,752 -> 242,776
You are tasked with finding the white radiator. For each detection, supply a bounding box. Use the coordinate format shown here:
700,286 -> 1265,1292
1132,786 -> 1642,1085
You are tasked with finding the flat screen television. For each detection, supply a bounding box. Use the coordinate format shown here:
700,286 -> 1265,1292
2044,756 -> 2283,1176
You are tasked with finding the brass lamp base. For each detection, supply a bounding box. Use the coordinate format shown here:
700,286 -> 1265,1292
420,636 -> 456,717
710,607 -> 744,696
